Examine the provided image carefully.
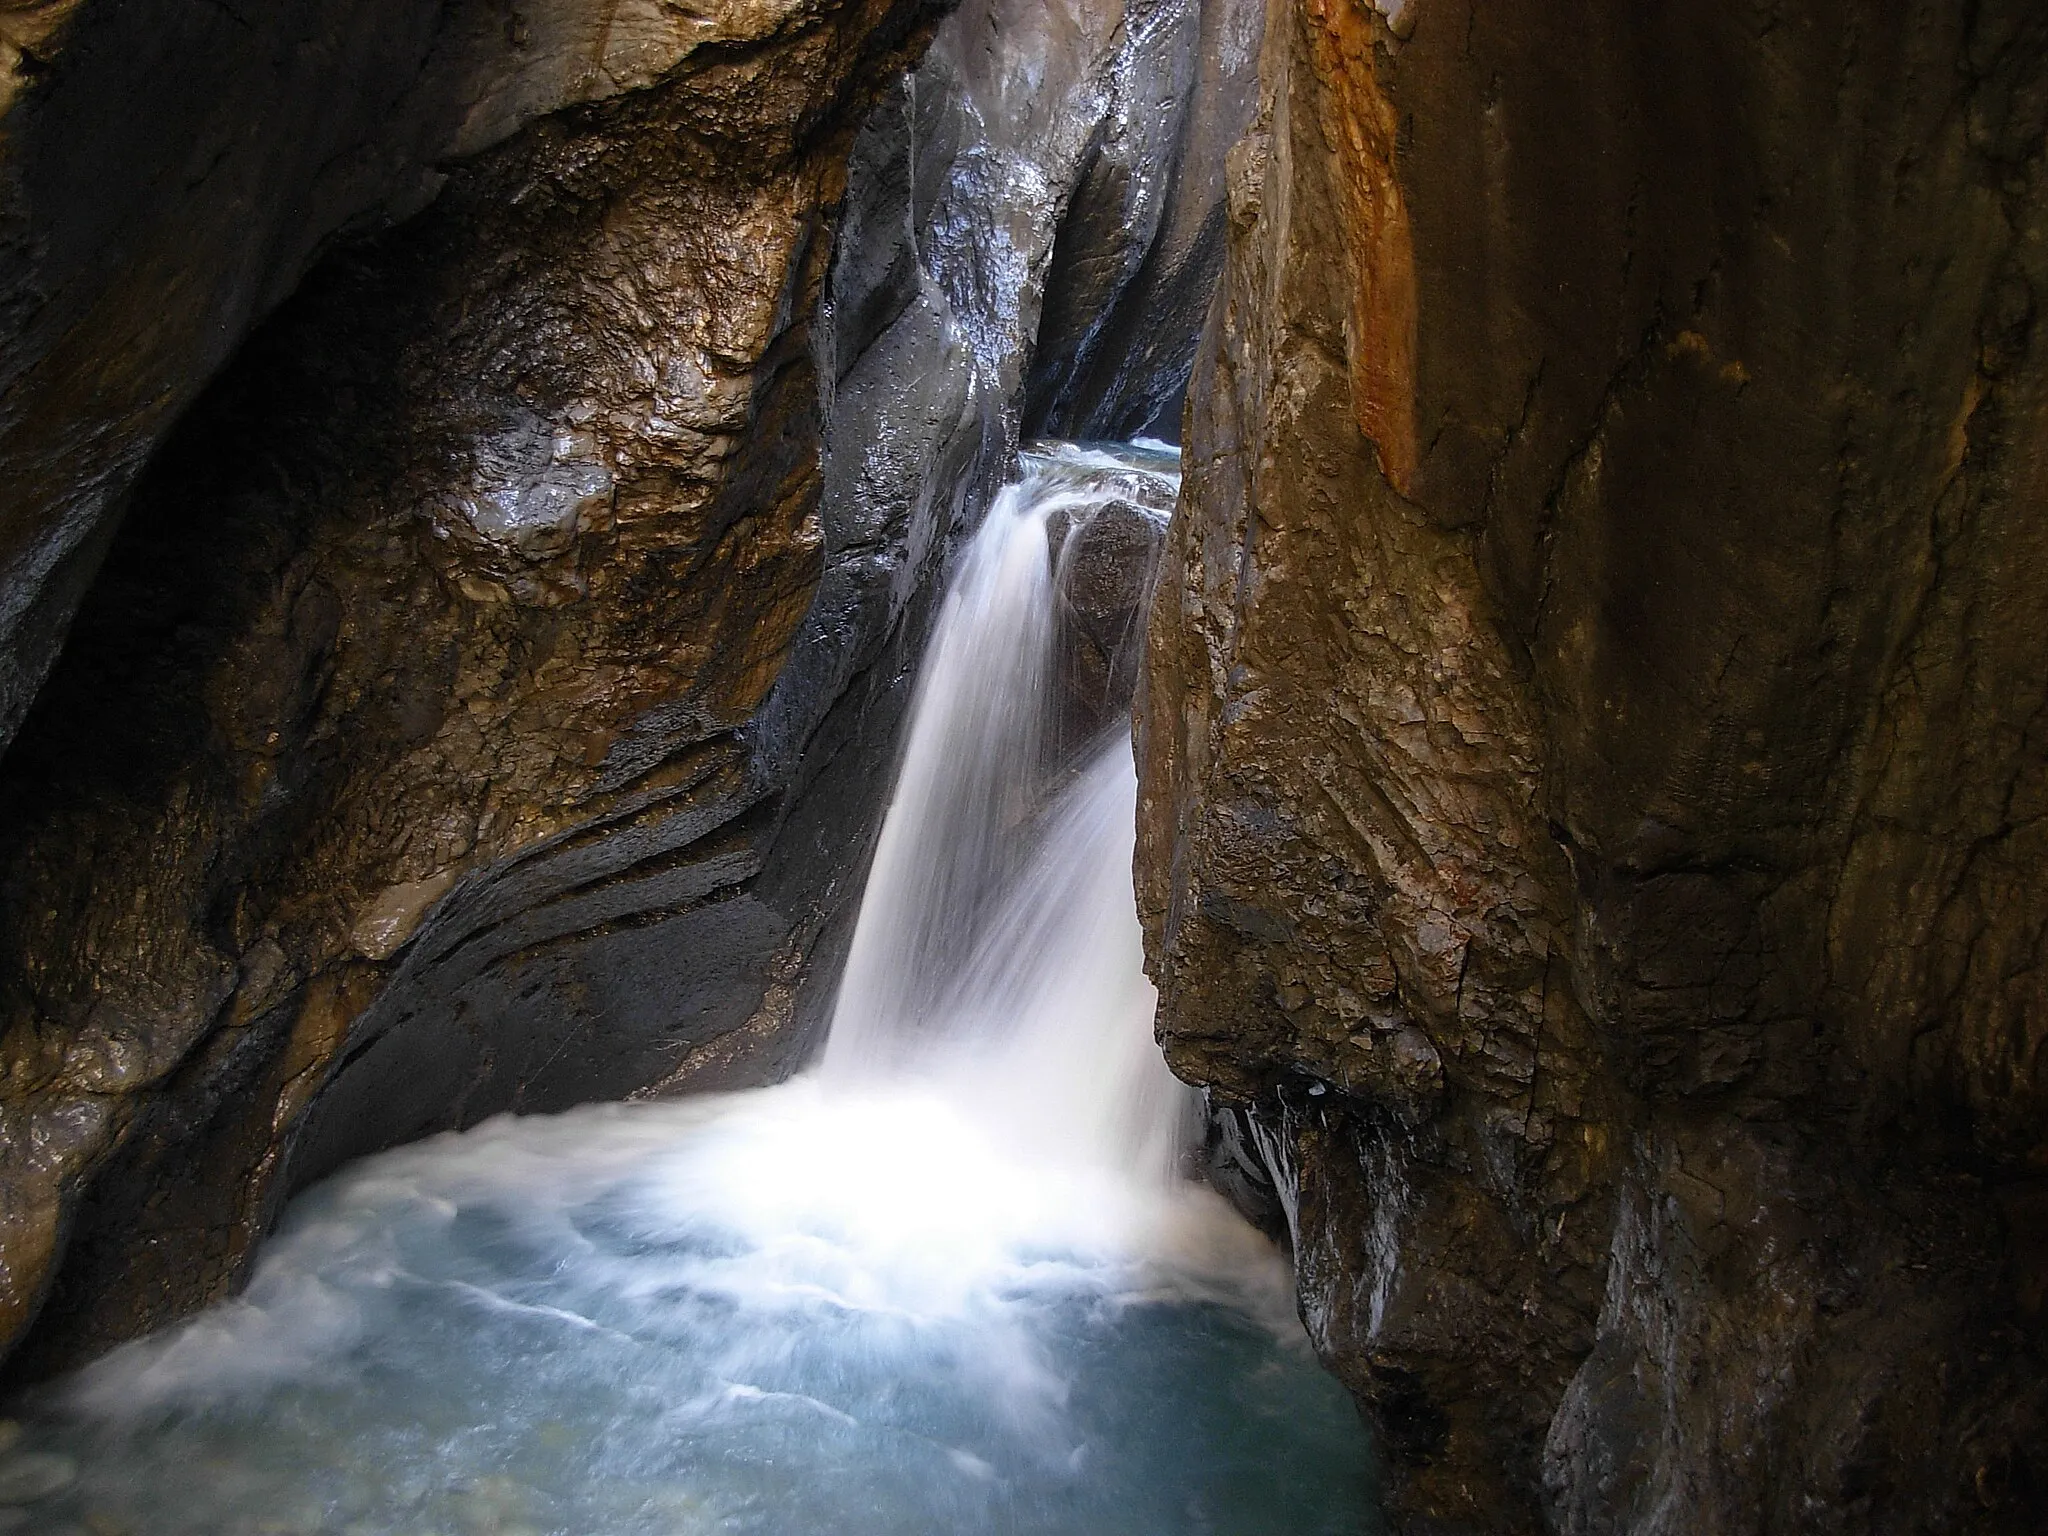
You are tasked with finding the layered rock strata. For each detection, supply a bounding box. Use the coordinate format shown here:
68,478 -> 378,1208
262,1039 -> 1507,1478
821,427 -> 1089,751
1138,2 -> 2048,1532
0,0 -> 953,1377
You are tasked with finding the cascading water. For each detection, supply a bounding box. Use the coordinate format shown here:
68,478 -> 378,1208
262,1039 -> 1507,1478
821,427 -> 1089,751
0,446 -> 1377,1535
823,444 -> 1190,1183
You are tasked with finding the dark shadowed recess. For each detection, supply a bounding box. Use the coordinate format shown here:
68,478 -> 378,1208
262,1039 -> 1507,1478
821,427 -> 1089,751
1021,0 -> 1259,441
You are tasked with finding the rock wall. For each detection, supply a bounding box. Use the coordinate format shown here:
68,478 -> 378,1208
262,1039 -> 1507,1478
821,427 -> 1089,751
0,0 -> 1254,1380
0,0 -> 955,1378
1137,1 -> 2048,1532
0,0 -> 912,762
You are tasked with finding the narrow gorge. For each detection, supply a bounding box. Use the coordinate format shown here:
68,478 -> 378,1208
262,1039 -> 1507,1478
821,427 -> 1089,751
0,2 -> 2043,1534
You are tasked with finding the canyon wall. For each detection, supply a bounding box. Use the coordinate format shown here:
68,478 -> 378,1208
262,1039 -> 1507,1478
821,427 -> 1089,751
0,0 -> 955,1382
1138,1 -> 2048,1532
0,0 -> 1253,1380
0,0 -> 897,763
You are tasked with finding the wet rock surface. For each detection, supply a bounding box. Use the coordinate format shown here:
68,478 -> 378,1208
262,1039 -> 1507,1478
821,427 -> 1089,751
1137,1 -> 2048,1532
0,0 -> 954,1377
0,0 -> 1253,1379
0,0 -> 883,762
1047,473 -> 1174,755
730,0 -> 1257,1089
1020,0 -> 1264,439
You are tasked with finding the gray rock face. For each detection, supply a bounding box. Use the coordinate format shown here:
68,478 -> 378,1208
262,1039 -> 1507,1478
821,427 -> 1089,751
0,0 -> 1253,1380
737,0 -> 1261,1080
1023,0 -> 1264,438
1137,2 -> 2048,1533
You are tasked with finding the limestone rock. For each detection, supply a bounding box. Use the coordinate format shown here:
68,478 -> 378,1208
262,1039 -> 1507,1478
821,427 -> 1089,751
1049,485 -> 1172,754
0,0 -> 913,762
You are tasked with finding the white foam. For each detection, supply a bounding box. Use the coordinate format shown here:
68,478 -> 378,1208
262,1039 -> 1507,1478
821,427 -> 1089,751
35,442 -> 1376,1536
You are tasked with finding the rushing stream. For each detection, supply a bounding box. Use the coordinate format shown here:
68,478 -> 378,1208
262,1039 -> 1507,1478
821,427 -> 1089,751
0,445 -> 1377,1535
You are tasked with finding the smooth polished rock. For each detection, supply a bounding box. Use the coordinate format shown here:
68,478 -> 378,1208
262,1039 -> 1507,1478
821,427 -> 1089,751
0,0 -> 879,761
1050,493 -> 1169,755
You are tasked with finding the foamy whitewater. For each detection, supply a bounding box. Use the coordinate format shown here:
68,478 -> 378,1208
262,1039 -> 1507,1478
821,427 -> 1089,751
0,444 -> 1376,1535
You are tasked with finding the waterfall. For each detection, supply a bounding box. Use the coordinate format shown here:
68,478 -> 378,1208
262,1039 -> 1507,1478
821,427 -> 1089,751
823,473 -> 1060,1074
823,443 -> 1191,1181
2,445 -> 1377,1536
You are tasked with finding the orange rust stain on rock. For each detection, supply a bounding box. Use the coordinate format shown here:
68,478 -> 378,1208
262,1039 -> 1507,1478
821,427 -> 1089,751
1302,0 -> 1418,495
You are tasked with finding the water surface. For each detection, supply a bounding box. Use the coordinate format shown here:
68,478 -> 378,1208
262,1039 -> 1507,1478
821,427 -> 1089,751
2,444 -> 1378,1535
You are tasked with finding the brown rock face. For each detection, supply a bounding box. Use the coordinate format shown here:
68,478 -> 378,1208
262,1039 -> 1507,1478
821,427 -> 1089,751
0,0 -> 949,1376
1138,2 -> 2048,1531
0,0 -> 903,760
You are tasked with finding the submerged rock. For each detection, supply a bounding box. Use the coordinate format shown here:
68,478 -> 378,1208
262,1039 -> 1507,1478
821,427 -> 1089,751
1050,493 -> 1169,753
